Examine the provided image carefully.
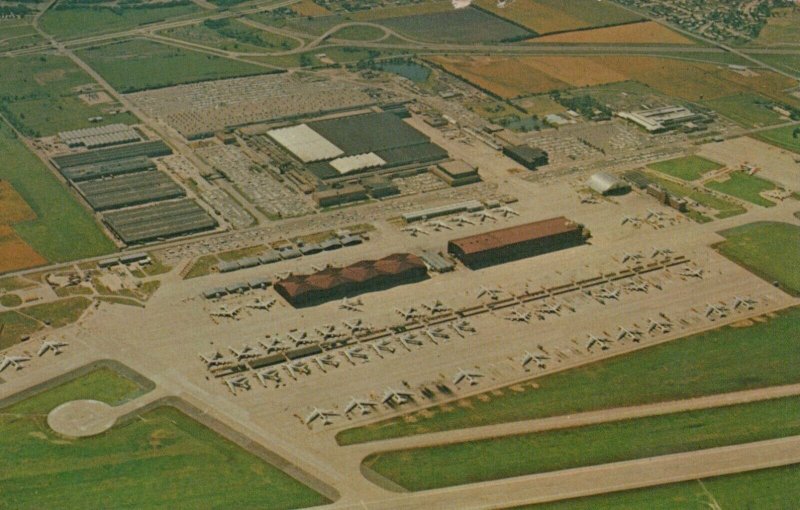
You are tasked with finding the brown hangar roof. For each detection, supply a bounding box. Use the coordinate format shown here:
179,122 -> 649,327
450,217 -> 580,255
275,253 -> 426,299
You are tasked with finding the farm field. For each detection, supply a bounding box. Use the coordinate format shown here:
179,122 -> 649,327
517,463 -> 800,510
705,172 -> 777,208
644,172 -> 747,219
716,222 -> 800,295
750,7 -> 800,46
350,1 -> 453,21
379,7 -> 534,44
160,19 -> 299,53
648,155 -> 722,181
337,306 -> 800,445
0,123 -> 115,264
0,23 -> 43,51
531,21 -> 694,45
702,93 -> 787,128
755,125 -> 800,154
0,55 -> 137,136
76,39 -> 273,93
474,0 -> 642,34
291,0 -> 330,17
364,396 -> 800,491
0,370 -> 330,509
0,226 -> 46,274
428,55 -> 799,102
39,3 -> 201,40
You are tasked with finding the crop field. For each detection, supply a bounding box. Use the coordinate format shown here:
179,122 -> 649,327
644,172 -> 746,219
755,125 -> 800,154
716,222 -> 800,295
0,55 -> 137,136
705,172 -> 777,208
702,93 -> 787,128
76,39 -> 273,93
428,55 -> 799,101
39,3 -> 200,40
364,396 -> 800,491
350,1 -> 453,21
751,7 -> 800,46
160,19 -> 300,53
518,464 -> 800,510
648,155 -> 722,181
379,7 -> 534,44
0,23 -> 43,51
338,307 -> 800,445
0,370 -> 329,509
475,0 -> 641,34
532,21 -> 694,45
0,226 -> 46,274
292,0 -> 330,17
0,123 -> 115,264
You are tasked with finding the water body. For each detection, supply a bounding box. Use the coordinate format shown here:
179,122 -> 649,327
378,62 -> 431,83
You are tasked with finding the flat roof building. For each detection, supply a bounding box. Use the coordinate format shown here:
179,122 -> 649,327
448,217 -> 587,269
503,145 -> 549,170
432,160 -> 481,187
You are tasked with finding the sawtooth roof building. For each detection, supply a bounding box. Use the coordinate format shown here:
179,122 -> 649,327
274,253 -> 428,307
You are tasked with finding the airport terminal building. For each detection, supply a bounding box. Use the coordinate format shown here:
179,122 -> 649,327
448,217 -> 587,269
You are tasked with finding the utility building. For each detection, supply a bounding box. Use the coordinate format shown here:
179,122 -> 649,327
448,217 -> 587,269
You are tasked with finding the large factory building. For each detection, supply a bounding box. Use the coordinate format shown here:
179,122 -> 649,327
274,253 -> 428,307
448,217 -> 587,269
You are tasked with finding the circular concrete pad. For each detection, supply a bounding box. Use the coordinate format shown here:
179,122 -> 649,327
47,400 -> 116,438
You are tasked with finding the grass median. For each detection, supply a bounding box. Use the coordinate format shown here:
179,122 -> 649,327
364,395 -> 800,491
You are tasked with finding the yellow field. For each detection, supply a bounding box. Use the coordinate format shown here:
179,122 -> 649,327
351,1 -> 453,21
0,181 -> 35,224
428,56 -> 568,98
516,95 -> 567,116
429,55 -> 798,102
532,21 -> 695,45
292,0 -> 330,17
0,225 -> 46,273
475,0 -> 590,34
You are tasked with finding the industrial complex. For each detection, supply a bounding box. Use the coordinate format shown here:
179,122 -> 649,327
1,1 -> 799,508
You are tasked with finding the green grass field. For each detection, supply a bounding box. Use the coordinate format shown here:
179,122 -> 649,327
333,25 -> 386,41
0,123 -> 116,261
21,296 -> 92,327
0,55 -> 137,136
0,309 -> 40,349
0,23 -> 44,51
161,19 -> 299,53
648,155 -> 722,181
716,222 -> 800,295
77,39 -> 274,93
705,172 -> 777,207
517,463 -> 800,509
364,396 -> 800,491
0,297 -> 93,349
39,3 -> 201,40
754,125 -> 800,154
337,307 -> 800,445
0,370 -> 330,509
645,173 -> 746,219
702,93 -> 786,128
